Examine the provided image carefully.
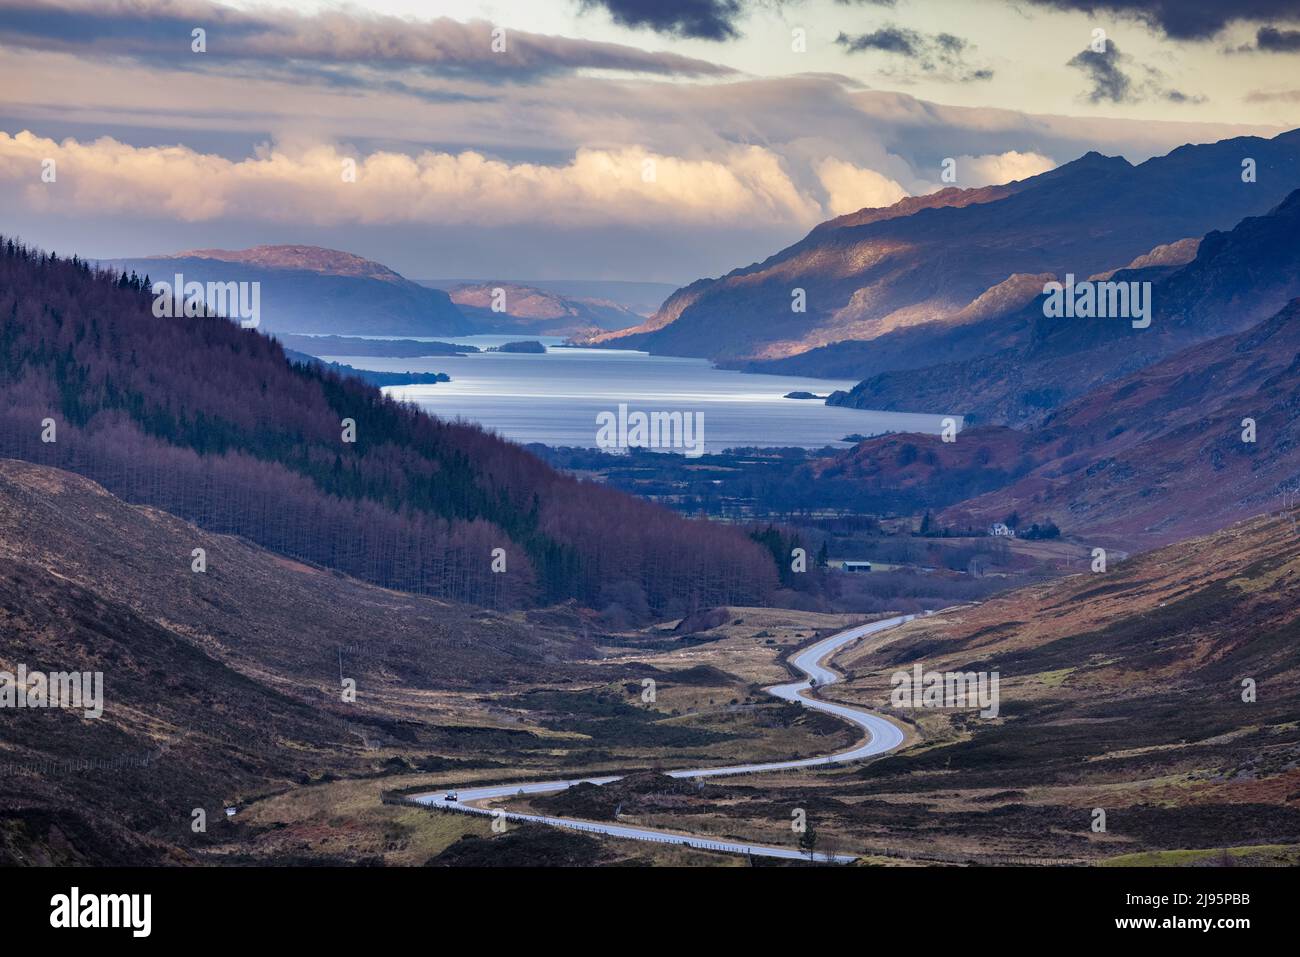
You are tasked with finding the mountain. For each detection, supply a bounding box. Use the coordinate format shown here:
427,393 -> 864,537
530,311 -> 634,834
820,291 -> 1300,552
593,129 -> 1300,368
836,505 -> 1300,863
173,245 -> 405,279
101,244 -> 474,337
421,278 -> 676,320
439,281 -> 644,336
0,237 -> 778,616
0,457 -> 584,864
936,296 -> 1300,550
830,188 -> 1300,426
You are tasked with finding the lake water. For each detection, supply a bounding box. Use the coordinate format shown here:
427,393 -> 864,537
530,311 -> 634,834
320,336 -> 952,453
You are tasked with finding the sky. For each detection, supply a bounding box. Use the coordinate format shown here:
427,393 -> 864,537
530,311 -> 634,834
1,0 -> 1298,283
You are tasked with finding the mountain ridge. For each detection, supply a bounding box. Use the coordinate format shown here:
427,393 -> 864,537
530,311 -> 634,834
828,186 -> 1300,427
593,129 -> 1300,370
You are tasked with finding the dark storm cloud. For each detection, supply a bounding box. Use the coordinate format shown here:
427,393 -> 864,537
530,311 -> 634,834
1066,43 -> 1132,102
834,26 -> 993,80
1253,25 -> 1300,50
0,0 -> 734,79
576,0 -> 902,41
1024,1 -> 1300,41
577,0 -> 746,41
836,25 -> 920,55
1067,41 -> 1205,103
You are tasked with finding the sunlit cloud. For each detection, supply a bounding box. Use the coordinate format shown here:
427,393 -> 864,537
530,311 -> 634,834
814,157 -> 909,214
0,130 -> 823,227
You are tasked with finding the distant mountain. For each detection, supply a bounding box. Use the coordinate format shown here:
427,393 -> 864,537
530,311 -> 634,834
595,129 -> 1300,367
830,188 -> 1300,426
174,244 -> 404,279
438,281 -> 643,336
102,244 -> 474,337
421,278 -> 676,320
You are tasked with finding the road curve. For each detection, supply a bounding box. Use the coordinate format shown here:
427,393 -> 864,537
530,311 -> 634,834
414,613 -> 920,863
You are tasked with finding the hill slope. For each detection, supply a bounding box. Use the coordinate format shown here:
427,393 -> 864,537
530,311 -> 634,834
819,294 -> 1300,552
830,188 -> 1300,426
825,506 -> 1300,862
938,297 -> 1300,550
0,458 -> 583,865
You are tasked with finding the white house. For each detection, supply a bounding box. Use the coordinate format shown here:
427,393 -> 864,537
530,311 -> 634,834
989,523 -> 1016,537
840,561 -> 872,573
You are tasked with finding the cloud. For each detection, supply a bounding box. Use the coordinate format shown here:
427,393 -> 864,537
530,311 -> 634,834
0,130 -> 825,229
1247,25 -> 1300,51
953,150 -> 1057,186
1067,41 -> 1205,104
577,0 -> 745,41
834,26 -> 993,81
0,0 -> 733,79
1067,43 -> 1132,102
836,26 -> 918,55
1023,1 -> 1300,41
576,0 -> 906,41
1245,88 -> 1300,102
814,157 -> 908,214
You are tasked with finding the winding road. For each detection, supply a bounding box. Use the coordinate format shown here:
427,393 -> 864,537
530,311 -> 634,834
415,613 -> 920,862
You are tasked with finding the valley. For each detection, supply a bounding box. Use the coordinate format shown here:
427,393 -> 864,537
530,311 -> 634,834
4,449 -> 1296,868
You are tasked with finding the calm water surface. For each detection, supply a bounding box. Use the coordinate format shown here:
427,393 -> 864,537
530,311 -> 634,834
320,336 -> 953,453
